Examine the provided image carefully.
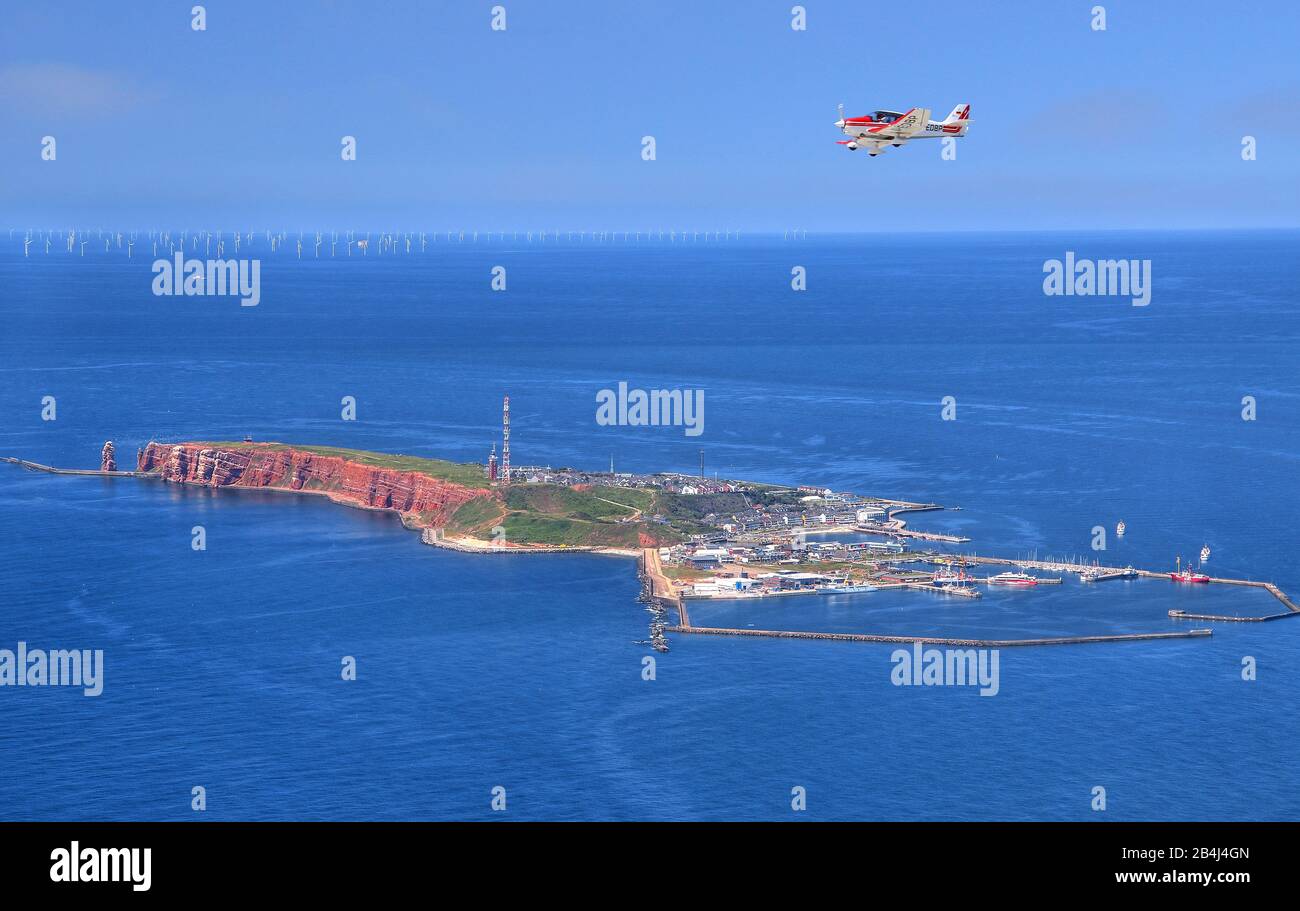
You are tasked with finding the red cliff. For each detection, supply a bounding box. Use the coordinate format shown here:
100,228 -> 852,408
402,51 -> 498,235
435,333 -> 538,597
138,442 -> 492,527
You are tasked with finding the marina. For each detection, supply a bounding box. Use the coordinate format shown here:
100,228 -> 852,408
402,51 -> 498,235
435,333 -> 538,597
638,543 -> 1290,648
645,536 -> 1300,648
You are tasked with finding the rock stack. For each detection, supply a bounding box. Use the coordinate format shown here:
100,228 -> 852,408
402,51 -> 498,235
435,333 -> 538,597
100,441 -> 117,472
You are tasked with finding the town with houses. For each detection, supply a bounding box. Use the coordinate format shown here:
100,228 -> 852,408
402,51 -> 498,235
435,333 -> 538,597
492,448 -> 978,601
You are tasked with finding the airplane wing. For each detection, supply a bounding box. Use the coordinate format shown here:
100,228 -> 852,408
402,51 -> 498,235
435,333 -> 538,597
868,108 -> 930,139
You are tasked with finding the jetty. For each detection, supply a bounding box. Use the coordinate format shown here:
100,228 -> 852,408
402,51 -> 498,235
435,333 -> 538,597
668,626 -> 1213,648
0,456 -> 154,478
1167,582 -> 1300,622
851,501 -> 972,544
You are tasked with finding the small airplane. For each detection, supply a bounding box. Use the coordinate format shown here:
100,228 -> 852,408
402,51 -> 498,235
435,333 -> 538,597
834,104 -> 971,156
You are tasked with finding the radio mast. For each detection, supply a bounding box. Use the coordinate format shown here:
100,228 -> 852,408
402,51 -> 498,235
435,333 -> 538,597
501,395 -> 511,484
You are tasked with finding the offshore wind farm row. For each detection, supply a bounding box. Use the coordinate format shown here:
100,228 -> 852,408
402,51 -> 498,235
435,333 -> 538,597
7,226 -> 811,259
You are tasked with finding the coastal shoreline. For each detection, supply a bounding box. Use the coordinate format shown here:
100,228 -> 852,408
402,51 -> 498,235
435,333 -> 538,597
6,441 -> 1295,649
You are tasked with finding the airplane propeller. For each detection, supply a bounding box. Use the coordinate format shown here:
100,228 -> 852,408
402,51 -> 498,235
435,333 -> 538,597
835,103 -> 845,129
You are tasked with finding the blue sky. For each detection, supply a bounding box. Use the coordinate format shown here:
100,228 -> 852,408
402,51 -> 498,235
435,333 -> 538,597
1,0 -> 1297,231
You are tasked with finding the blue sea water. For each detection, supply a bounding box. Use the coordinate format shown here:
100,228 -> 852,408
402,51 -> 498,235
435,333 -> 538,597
1,230 -> 1297,820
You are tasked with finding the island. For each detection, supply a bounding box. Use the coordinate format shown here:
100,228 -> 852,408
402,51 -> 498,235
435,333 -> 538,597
5,440 -> 1296,651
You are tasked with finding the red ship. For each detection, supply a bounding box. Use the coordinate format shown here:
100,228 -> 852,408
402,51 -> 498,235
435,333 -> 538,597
1169,556 -> 1210,584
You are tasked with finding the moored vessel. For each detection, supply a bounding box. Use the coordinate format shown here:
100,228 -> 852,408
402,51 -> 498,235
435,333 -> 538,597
987,571 -> 1039,587
1080,566 -> 1138,582
1170,556 -> 1209,584
932,567 -> 974,586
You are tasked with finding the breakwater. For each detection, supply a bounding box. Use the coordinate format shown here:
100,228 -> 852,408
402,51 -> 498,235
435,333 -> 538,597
668,626 -> 1213,647
1167,581 -> 1300,622
0,456 -> 154,478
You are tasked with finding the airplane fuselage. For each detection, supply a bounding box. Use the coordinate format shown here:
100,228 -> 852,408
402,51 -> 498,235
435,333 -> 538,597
835,105 -> 970,155
842,121 -> 958,139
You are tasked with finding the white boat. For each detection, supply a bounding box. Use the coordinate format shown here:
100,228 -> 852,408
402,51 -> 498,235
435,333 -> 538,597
824,583 -> 877,594
987,571 -> 1039,587
1116,521 -> 1126,536
1200,544 -> 1211,562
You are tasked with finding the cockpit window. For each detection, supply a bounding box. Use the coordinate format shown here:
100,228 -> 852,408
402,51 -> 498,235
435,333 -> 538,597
874,111 -> 903,123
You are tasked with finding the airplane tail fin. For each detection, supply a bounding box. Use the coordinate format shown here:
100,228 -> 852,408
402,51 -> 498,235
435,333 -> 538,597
942,104 -> 971,124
